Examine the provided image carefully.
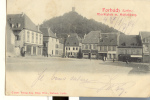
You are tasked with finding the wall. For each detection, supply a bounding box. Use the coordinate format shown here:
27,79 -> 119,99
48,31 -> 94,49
24,29 -> 43,45
118,48 -> 142,55
65,46 -> 80,57
6,24 -> 16,57
48,37 -> 58,56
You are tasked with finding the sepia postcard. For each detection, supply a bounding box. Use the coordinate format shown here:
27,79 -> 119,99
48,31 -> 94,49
6,0 -> 150,97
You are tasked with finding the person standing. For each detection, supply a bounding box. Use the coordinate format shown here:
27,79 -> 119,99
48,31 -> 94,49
113,58 -> 115,62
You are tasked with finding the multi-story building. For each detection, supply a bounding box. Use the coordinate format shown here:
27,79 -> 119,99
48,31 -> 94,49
65,33 -> 82,58
58,38 -> 64,57
40,27 -> 60,56
139,32 -> 150,63
82,31 -> 101,59
7,13 -> 43,56
98,33 -> 119,60
118,34 -> 142,62
6,22 -> 18,57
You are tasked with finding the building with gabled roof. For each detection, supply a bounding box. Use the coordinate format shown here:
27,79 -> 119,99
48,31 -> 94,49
82,31 -> 101,59
118,34 -> 142,62
6,13 -> 43,56
40,27 -> 60,56
65,33 -> 82,58
97,32 -> 119,60
139,31 -> 150,62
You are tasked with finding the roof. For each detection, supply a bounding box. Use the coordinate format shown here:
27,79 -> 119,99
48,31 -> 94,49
7,13 -> 41,33
58,38 -> 65,44
98,33 -> 118,46
40,28 -> 57,38
139,31 -> 150,43
118,34 -> 142,47
65,34 -> 80,46
82,31 -> 101,44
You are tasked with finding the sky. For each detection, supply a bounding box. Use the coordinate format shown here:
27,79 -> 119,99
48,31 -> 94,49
7,0 -> 150,35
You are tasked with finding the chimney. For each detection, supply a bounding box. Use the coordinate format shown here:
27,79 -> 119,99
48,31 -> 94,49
84,34 -> 87,39
48,27 -> 50,33
72,7 -> 75,12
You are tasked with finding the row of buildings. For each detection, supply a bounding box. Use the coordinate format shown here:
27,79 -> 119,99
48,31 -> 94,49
6,13 -> 64,57
67,31 -> 150,63
6,13 -> 150,63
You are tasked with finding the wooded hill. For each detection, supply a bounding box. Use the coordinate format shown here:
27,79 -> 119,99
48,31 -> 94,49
40,11 -> 124,38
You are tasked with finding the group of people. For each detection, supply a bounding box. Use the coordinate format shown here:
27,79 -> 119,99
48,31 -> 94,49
103,56 -> 107,61
102,56 -> 116,62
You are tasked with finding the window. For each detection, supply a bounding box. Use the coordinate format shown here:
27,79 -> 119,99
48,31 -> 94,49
56,44 -> 59,48
32,32 -> 34,43
93,44 -> 96,50
113,46 -> 116,51
89,44 -> 92,49
109,54 -> 112,59
10,23 -> 14,28
85,45 -> 88,49
76,47 -> 78,50
100,39 -> 103,42
39,34 -> 41,44
73,47 -> 75,50
108,46 -> 111,51
69,47 -> 70,50
104,46 -> 107,51
71,52 -> 72,55
44,43 -> 47,47
100,46 -> 102,51
113,54 -> 116,59
27,31 -> 30,42
66,47 -> 67,50
82,45 -> 84,49
16,23 -> 21,28
84,53 -> 88,55
15,35 -> 19,40
55,50 -> 58,55
36,33 -> 38,43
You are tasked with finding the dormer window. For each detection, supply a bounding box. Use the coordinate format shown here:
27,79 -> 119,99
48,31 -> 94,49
16,23 -> 21,28
100,39 -> 103,42
110,39 -> 113,42
121,42 -> 126,46
10,23 -> 14,28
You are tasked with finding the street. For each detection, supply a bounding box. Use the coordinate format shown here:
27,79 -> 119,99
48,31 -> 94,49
5,57 -> 150,97
6,57 -> 150,75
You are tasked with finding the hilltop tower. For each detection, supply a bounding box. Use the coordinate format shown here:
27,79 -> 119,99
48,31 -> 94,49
72,7 -> 75,12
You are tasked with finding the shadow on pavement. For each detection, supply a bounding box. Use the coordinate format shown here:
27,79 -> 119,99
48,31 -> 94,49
100,61 -> 150,75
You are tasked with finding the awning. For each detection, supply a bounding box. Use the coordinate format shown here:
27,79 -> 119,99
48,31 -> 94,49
130,55 -> 142,58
